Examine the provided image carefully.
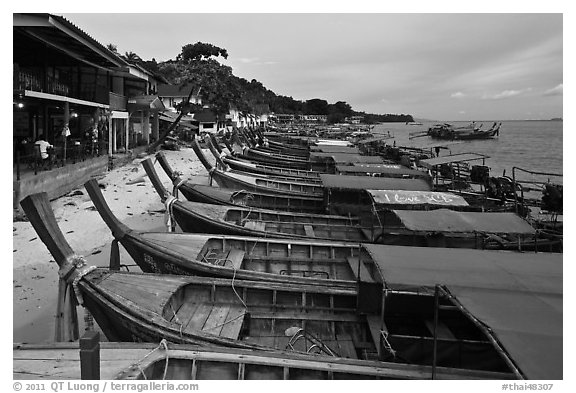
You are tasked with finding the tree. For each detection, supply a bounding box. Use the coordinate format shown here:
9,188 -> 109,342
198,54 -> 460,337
106,43 -> 118,54
179,42 -> 228,62
304,99 -> 329,115
124,51 -> 142,63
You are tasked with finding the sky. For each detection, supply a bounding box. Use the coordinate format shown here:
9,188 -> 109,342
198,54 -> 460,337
59,11 -> 563,121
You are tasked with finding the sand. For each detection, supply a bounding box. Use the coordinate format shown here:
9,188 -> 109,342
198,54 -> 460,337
12,147 -> 213,343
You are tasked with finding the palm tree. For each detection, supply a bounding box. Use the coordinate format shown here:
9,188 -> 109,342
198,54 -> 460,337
106,43 -> 118,53
124,51 -> 142,64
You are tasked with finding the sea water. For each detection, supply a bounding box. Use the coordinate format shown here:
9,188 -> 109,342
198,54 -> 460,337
374,120 -> 563,183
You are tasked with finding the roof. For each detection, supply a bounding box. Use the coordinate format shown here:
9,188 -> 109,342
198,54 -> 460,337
14,13 -> 127,69
336,164 -> 427,177
157,83 -> 202,98
420,152 -> 490,168
320,174 -> 432,191
310,152 -> 385,164
391,209 -> 536,234
363,244 -> 562,380
193,109 -> 217,123
127,95 -> 165,111
367,190 -> 469,207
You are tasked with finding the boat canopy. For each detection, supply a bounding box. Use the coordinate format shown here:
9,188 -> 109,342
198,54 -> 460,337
420,152 -> 489,169
356,135 -> 394,144
367,190 -> 469,207
320,174 -> 432,191
363,243 -> 562,380
391,209 -> 536,234
310,152 -> 385,164
311,146 -> 360,154
336,164 -> 424,176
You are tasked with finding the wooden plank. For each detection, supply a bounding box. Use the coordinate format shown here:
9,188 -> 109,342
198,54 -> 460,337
366,315 -> 386,358
185,304 -> 213,333
174,302 -> 201,326
220,306 -> 246,339
346,257 -> 374,282
202,305 -> 231,336
336,334 -> 358,359
250,311 -> 358,322
425,320 -> 456,340
224,249 -> 245,270
304,225 -> 315,238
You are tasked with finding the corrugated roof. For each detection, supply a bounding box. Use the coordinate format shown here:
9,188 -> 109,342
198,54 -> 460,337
391,209 -> 536,234
367,190 -> 469,207
320,174 -> 432,191
363,243 -> 562,380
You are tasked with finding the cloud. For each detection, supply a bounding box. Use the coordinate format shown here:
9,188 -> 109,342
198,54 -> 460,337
237,58 -> 277,66
544,84 -> 563,96
482,88 -> 532,100
459,111 -> 466,114
450,92 -> 465,98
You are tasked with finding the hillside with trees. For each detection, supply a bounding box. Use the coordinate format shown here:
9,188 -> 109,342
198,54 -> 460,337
116,42 -> 414,123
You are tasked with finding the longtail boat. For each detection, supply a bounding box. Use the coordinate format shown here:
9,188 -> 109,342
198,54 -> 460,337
191,139 -> 325,198
155,151 -> 327,214
142,158 -> 370,243
22,191 -> 560,378
16,342 -> 503,380
143,158 -> 549,250
206,135 -> 322,181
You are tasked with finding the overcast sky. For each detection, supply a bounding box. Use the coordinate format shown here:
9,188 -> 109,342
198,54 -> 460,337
62,12 -> 563,121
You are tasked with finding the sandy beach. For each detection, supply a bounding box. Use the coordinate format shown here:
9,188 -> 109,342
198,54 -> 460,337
12,147 -> 212,343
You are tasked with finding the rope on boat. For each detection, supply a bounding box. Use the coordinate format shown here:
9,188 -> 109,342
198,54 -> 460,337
164,196 -> 178,232
66,255 -> 97,306
133,339 -> 170,380
380,330 -> 396,358
171,175 -> 186,199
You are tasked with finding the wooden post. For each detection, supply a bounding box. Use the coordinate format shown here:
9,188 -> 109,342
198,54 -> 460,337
80,330 -> 100,380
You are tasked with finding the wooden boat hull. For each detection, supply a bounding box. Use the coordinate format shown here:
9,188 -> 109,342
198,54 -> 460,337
171,201 -> 370,243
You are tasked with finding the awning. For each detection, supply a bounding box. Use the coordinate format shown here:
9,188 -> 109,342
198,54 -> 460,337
311,152 -> 385,164
127,95 -> 165,112
391,209 -> 536,234
311,146 -> 360,154
336,164 -> 427,177
420,152 -> 489,169
320,174 -> 432,191
367,190 -> 469,207
363,243 -> 562,380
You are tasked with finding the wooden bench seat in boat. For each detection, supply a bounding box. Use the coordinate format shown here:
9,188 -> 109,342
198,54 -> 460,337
304,225 -> 315,238
243,220 -> 266,232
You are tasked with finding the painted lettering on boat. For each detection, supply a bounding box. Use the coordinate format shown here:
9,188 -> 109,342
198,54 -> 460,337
143,254 -> 161,273
380,192 -> 456,204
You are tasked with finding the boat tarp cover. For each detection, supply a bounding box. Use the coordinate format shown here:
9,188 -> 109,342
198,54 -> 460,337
367,190 -> 469,207
320,174 -> 432,191
364,244 -> 562,380
311,146 -> 360,154
420,153 -> 488,168
336,164 -> 423,176
391,209 -> 536,234
356,135 -> 394,144
310,152 -> 385,164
